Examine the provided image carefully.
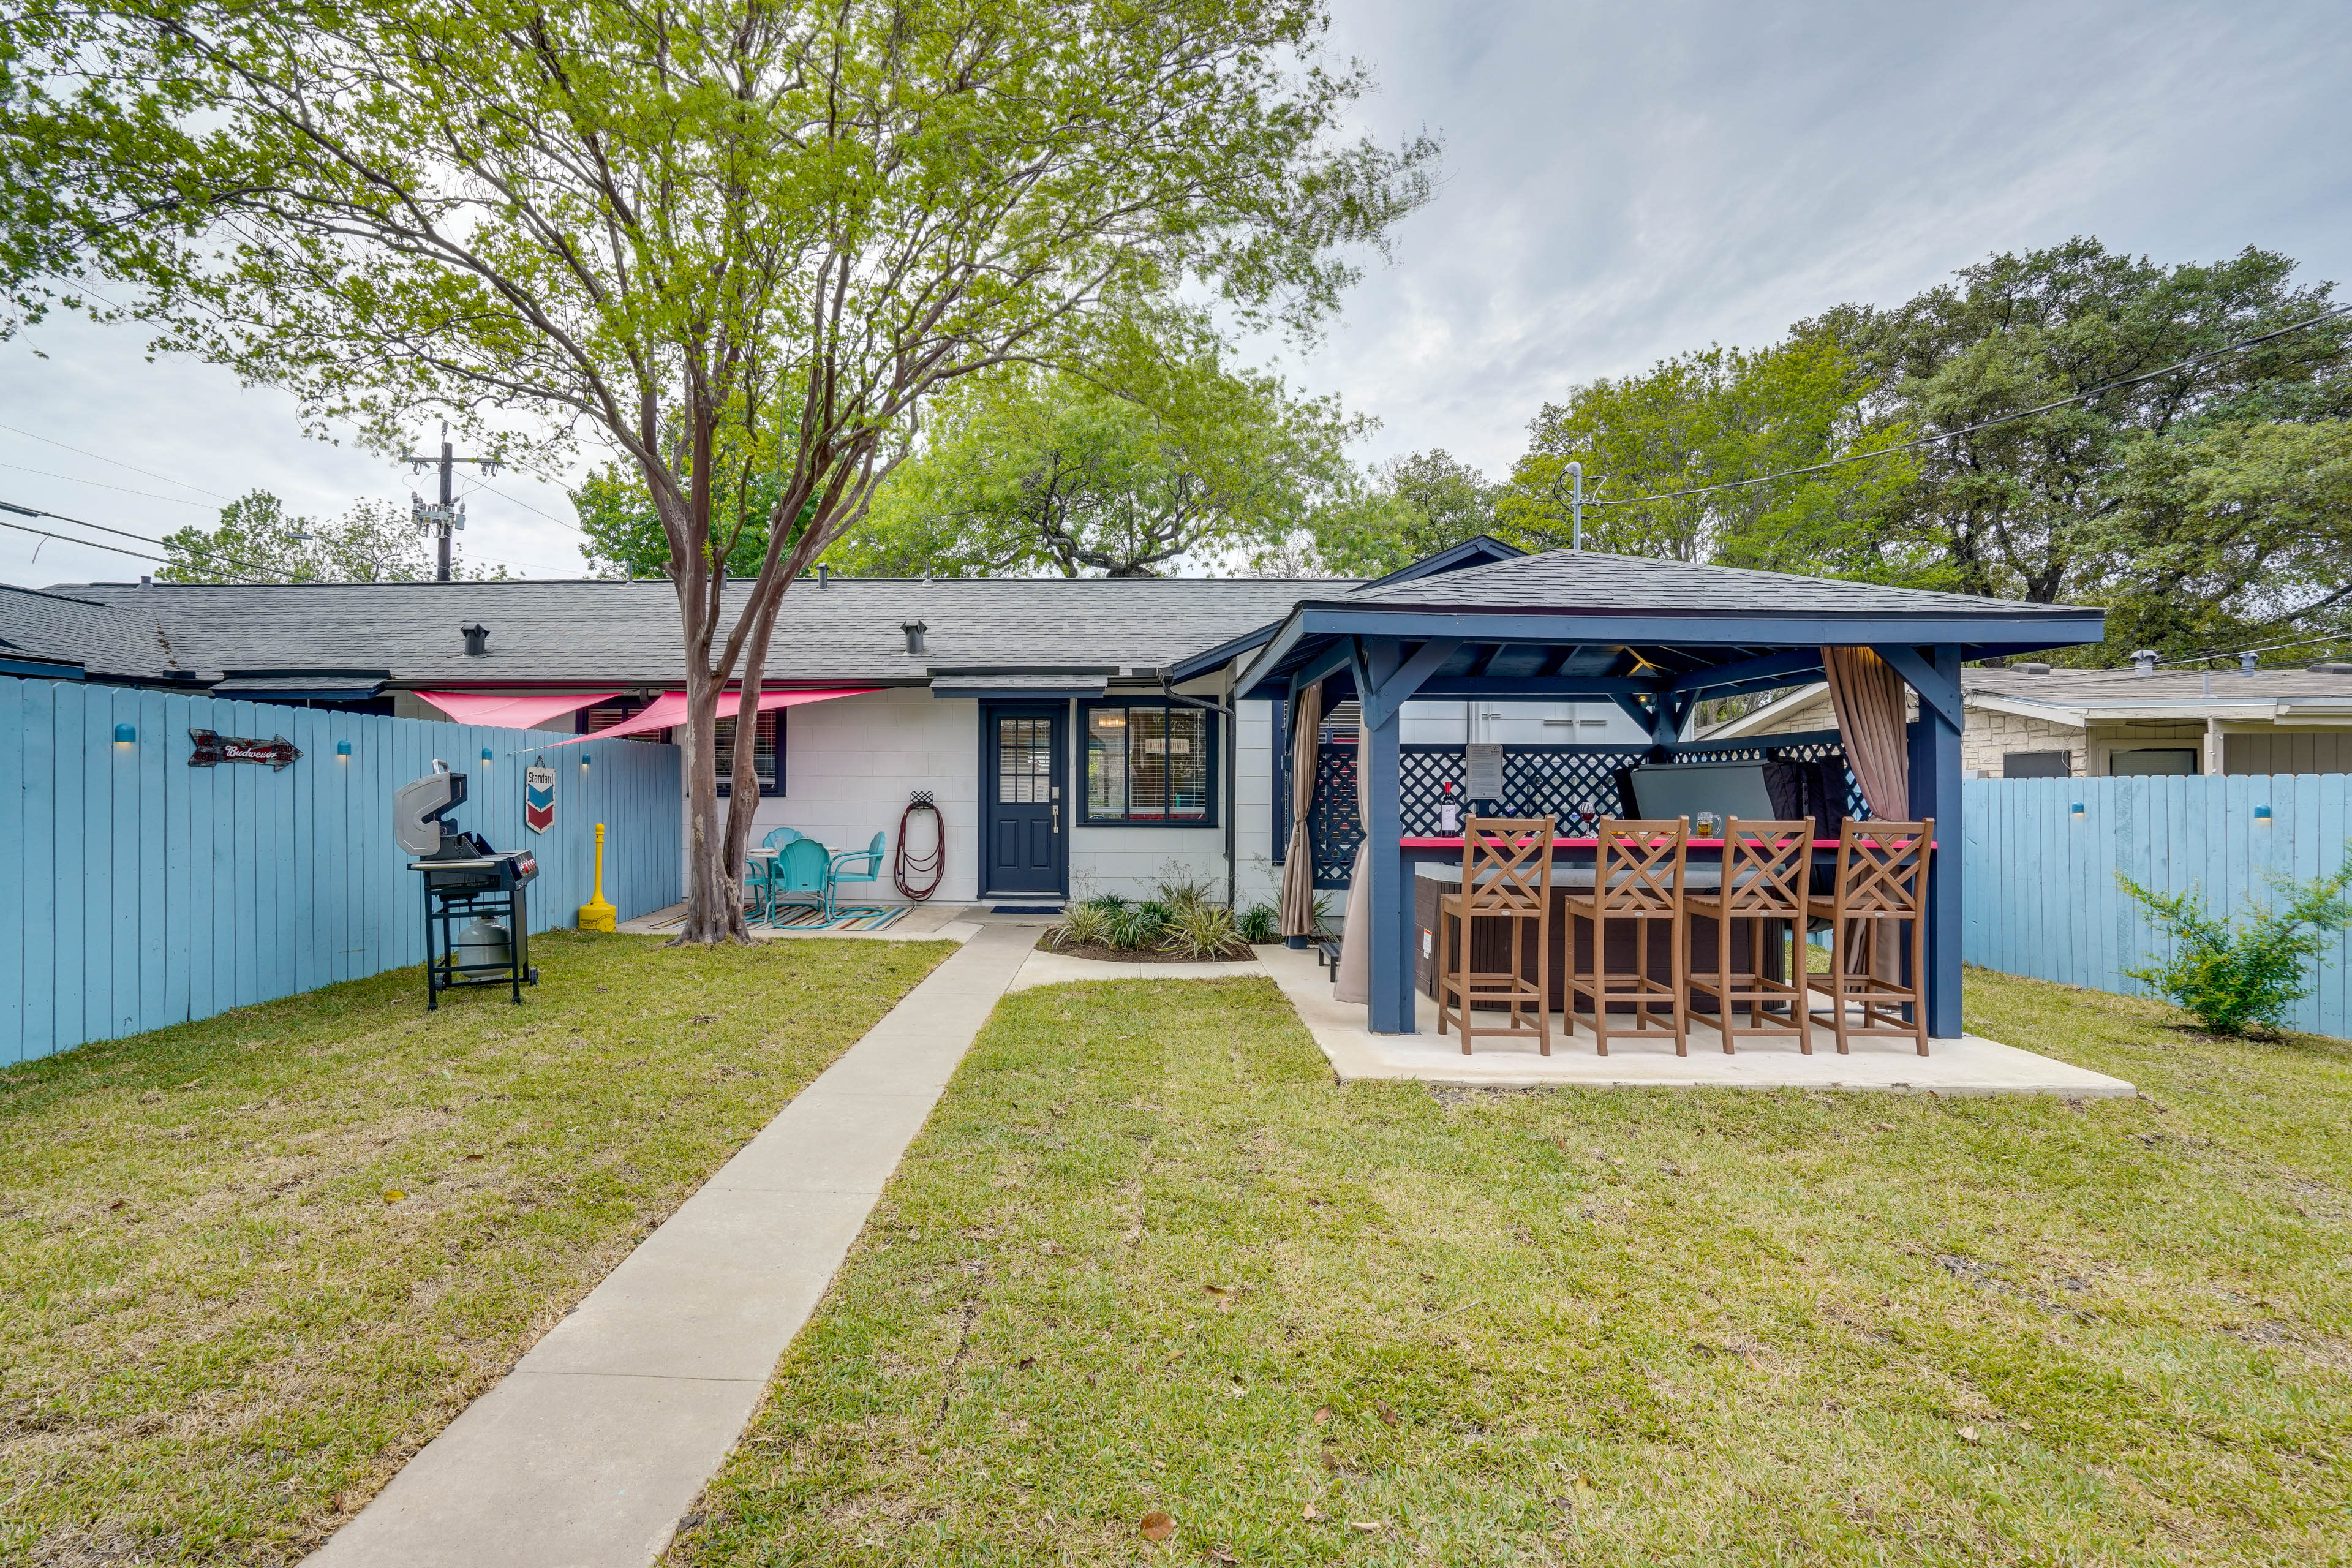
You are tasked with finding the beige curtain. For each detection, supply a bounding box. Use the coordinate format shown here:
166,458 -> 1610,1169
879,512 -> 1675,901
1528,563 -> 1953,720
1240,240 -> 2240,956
1822,645 -> 1910,979
1821,646 -> 1909,820
1333,712 -> 1375,1003
1277,685 -> 1324,939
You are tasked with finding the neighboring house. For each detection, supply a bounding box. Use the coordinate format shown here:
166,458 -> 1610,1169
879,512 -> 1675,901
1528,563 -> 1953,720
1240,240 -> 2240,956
1706,660 -> 2352,777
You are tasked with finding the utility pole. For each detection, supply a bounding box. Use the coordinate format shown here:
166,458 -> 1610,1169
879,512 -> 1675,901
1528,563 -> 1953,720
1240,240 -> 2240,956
403,421 -> 499,581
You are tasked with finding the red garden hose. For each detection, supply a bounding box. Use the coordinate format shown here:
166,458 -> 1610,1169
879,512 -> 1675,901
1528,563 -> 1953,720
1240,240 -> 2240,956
893,791 -> 945,900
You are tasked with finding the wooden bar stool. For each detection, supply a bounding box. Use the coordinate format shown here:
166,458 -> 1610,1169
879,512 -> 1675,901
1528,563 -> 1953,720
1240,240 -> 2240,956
1564,818 -> 1690,1056
1685,816 -> 1814,1053
1435,816 -> 1555,1055
1805,819 -> 1934,1055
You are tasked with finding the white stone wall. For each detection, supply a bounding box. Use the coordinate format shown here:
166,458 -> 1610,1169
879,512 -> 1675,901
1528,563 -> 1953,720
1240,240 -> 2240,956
1964,708 -> 2087,778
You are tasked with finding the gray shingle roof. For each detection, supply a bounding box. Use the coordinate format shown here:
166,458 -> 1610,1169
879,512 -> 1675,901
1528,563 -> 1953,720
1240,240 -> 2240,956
1966,666 -> 2352,701
0,583 -> 181,679
1337,549 -> 2095,620
48,576 -> 1351,687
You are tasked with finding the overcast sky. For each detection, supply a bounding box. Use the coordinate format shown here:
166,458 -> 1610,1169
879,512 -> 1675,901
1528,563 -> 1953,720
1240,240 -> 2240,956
4,0 -> 2347,588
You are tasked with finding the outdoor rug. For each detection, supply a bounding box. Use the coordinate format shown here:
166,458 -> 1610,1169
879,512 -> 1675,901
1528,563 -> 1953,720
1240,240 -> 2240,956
762,905 -> 910,933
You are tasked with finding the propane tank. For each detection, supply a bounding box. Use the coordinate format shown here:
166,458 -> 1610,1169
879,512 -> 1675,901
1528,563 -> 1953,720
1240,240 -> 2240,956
453,916 -> 513,970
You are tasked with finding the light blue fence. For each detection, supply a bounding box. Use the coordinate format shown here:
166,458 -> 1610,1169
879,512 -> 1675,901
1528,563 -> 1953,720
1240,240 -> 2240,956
1963,774 -> 2351,1039
0,676 -> 683,1065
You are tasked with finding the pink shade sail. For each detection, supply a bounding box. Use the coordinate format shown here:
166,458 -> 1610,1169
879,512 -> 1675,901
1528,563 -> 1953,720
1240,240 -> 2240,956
417,690 -> 622,729
538,686 -> 879,745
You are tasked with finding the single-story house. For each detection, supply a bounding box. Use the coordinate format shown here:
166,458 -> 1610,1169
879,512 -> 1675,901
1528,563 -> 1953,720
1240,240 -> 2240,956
1705,659 -> 2352,778
15,537 -> 1656,908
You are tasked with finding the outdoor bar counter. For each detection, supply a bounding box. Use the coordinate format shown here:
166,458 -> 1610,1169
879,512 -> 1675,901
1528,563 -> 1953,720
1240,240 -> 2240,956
1398,834 -> 1849,1012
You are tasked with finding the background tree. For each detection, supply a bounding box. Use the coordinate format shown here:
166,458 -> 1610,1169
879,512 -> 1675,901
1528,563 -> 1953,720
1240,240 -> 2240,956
840,353 -> 1356,578
1815,238 -> 2352,660
1496,336 -> 1920,576
5,0 -> 1433,939
158,491 -> 496,582
571,462 -> 785,581
1300,448 -> 1496,576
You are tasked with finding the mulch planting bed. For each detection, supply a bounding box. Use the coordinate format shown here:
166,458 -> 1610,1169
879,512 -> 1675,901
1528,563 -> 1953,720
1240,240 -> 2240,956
1032,935 -> 1257,964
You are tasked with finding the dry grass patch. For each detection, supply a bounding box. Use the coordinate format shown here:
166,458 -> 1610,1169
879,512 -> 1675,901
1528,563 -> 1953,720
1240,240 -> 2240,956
0,930 -> 953,1564
674,970 -> 2349,1567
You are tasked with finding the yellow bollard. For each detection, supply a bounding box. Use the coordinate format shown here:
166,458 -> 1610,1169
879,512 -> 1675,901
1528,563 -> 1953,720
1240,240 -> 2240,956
578,821 -> 618,932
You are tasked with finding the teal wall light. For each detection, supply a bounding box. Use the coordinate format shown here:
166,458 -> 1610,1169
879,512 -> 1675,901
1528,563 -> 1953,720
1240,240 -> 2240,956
336,739 -> 352,758
481,745 -> 494,767
2070,801 -> 2084,819
113,723 -> 136,747
2254,804 -> 2273,823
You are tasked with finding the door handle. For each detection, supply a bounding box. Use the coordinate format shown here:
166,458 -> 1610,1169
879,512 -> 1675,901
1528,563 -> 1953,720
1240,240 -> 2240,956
1052,803 -> 1061,833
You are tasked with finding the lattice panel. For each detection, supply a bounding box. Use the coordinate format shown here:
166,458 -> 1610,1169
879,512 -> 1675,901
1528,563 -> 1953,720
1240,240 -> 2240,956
1308,746 -> 1362,888
1306,729 -> 1866,889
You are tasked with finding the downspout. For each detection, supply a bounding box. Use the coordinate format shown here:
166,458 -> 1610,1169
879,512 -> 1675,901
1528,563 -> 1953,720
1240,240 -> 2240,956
1159,670 -> 1239,907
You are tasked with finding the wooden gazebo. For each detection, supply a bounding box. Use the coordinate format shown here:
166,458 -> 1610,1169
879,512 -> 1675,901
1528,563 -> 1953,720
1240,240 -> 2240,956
1218,549 -> 2103,1037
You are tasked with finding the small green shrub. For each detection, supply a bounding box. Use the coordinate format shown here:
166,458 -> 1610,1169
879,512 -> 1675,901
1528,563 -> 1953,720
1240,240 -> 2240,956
1046,903 -> 1114,949
1154,870 -> 1215,913
1082,892 -> 1129,915
1106,903 -> 1169,951
2119,845 -> 2352,1035
1236,902 -> 1278,944
1161,901 -> 1241,959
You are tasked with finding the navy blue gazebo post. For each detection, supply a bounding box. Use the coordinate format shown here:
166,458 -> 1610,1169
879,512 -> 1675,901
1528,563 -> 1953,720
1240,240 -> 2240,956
1227,550 -> 2101,1040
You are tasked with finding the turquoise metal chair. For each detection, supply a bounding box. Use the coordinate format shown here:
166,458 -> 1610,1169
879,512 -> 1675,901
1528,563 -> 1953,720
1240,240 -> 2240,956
744,827 -> 802,921
766,838 -> 832,923
827,832 -> 888,918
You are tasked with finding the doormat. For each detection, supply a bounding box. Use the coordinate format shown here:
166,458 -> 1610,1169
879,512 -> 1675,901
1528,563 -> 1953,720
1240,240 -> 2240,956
764,905 -> 910,932
991,905 -> 1063,914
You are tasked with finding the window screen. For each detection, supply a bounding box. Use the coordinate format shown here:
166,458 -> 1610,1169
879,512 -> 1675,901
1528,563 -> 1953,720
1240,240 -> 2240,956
2002,750 -> 2071,778
712,709 -> 781,795
1086,703 -> 1212,823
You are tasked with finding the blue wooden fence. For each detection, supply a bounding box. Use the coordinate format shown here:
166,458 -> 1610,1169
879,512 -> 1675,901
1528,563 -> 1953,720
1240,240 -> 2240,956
0,676 -> 682,1065
1963,774 -> 2351,1039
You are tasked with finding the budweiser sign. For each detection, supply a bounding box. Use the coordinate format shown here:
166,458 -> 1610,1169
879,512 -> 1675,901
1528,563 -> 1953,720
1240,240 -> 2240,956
188,729 -> 303,771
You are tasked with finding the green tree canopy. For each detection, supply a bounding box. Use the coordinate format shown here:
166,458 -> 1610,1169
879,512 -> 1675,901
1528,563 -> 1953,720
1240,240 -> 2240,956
3,0 -> 1433,938
159,491 -> 500,582
835,353 -> 1359,578
1300,448 -> 1498,576
1496,336 -> 1920,578
1817,238 -> 2352,660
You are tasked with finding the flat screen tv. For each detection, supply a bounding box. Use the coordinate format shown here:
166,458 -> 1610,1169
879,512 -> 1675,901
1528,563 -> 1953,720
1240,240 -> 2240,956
1624,761 -> 1776,826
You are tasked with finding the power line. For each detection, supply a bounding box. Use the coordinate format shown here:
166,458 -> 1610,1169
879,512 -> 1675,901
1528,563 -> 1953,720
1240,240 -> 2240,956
0,422 -> 237,501
0,459 -> 219,507
471,477 -> 584,532
0,514 -> 178,568
0,497 -> 516,583
2155,630 -> 2352,668
1576,303 -> 2352,512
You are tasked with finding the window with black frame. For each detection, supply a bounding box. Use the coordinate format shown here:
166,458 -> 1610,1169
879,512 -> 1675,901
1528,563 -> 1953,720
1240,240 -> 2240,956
584,701 -> 783,796
1085,701 -> 1214,824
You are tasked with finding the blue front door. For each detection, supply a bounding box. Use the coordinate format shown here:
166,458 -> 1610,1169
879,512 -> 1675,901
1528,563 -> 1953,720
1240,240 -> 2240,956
983,704 -> 1065,895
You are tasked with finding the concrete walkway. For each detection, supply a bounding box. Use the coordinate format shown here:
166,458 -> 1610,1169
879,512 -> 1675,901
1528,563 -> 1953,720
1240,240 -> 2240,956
309,924 -> 1034,1568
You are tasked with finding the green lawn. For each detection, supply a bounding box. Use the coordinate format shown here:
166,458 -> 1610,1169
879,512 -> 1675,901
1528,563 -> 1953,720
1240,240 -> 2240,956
677,970 -> 2351,1567
0,930 -> 954,1564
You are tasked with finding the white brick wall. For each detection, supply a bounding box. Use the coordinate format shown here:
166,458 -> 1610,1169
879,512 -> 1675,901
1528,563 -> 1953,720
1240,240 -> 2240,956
746,687 -> 982,902
1234,698 -> 1280,912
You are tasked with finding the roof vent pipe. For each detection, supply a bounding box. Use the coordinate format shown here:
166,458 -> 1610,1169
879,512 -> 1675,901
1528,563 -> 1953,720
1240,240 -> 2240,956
901,620 -> 927,655
818,564 -> 830,589
461,624 -> 490,657
2130,649 -> 2157,676
2239,652 -> 2258,674
2015,661 -> 2050,675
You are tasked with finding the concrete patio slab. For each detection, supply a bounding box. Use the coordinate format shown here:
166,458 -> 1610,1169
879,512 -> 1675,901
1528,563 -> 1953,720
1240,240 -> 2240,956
1009,947 -> 1265,991
1256,943 -> 2134,1098
308,923 -> 1035,1568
